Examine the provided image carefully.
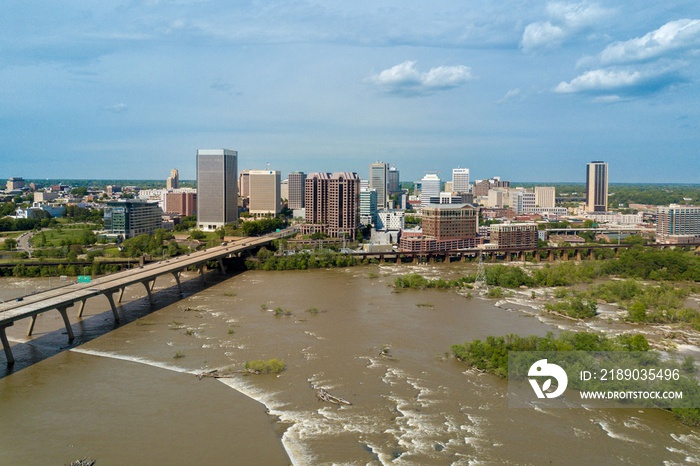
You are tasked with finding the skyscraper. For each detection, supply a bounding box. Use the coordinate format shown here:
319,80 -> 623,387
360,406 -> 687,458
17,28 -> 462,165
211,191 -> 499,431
196,149 -> 238,231
303,172 -> 360,240
369,161 -> 388,209
288,171 -> 306,210
452,168 -> 470,193
249,170 -> 281,216
534,186 -> 556,208
586,161 -> 608,212
166,169 -> 179,190
387,166 -> 400,196
419,173 -> 441,204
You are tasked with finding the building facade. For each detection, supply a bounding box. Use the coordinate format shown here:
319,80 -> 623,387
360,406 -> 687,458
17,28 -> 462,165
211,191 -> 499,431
534,186 -> 556,208
303,172 -> 360,239
586,161 -> 608,212
419,174 -> 441,205
196,149 -> 238,231
377,210 -> 405,231
452,168 -> 470,193
104,199 -> 163,239
489,223 -> 538,248
248,169 -> 281,216
388,166 -> 400,195
165,191 -> 197,216
369,161 -> 389,209
400,204 -> 478,251
238,170 -> 250,199
288,171 -> 306,210
166,169 -> 179,190
360,189 -> 378,226
656,205 -> 700,244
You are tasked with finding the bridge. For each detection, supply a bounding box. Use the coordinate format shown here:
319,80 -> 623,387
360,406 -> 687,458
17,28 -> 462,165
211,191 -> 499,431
350,242 -> 700,264
0,230 -> 292,366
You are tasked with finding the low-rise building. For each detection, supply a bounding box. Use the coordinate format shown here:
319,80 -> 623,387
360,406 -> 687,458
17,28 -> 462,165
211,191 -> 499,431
400,204 -> 478,251
103,199 -> 163,239
490,223 -> 538,248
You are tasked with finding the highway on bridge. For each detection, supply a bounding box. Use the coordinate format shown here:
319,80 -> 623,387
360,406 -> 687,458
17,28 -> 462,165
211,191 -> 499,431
0,229 -> 293,365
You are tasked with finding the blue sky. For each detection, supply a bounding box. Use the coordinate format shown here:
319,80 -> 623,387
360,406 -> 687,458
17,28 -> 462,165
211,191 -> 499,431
1,1 -> 699,183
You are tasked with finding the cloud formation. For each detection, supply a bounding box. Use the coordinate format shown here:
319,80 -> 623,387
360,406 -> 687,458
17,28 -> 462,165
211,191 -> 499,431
556,18 -> 699,100
599,18 -> 700,65
521,1 -> 613,51
366,61 -> 474,96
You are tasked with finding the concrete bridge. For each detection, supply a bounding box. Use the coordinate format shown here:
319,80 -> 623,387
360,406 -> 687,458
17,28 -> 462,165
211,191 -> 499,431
0,230 -> 292,366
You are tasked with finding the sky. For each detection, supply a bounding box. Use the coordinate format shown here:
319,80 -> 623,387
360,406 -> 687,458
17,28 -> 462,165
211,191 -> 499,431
1,1 -> 699,183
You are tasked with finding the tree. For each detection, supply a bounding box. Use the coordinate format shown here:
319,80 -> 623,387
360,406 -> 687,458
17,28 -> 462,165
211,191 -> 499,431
3,238 -> 17,251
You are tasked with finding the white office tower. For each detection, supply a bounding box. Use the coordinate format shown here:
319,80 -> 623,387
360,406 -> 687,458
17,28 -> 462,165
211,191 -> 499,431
586,161 -> 608,212
420,174 -> 441,205
249,170 -> 281,216
452,168 -> 470,193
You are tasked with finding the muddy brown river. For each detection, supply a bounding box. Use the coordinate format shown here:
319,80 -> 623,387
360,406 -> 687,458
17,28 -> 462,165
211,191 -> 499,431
1,265 -> 699,465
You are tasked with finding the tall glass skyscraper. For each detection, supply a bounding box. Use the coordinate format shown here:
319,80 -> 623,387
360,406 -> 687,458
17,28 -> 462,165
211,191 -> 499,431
586,161 -> 608,212
196,149 -> 238,231
369,161 -> 388,209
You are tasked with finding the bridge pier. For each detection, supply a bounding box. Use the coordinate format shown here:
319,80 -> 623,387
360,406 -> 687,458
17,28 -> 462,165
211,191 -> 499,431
141,280 -> 155,307
76,298 -> 89,318
118,286 -> 125,303
0,323 -> 14,366
217,258 -> 226,275
28,306 -> 75,341
171,270 -> 182,294
104,290 -> 121,322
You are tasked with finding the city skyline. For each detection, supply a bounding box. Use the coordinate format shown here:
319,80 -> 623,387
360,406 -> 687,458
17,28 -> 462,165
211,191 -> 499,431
2,2 -> 700,183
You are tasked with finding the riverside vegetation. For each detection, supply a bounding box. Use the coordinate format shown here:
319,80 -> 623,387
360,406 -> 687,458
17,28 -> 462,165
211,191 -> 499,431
451,331 -> 700,427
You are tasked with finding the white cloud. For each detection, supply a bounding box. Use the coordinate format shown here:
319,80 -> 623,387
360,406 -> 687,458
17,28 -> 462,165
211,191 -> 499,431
521,1 -> 614,52
366,61 -> 474,96
497,88 -> 523,104
599,18 -> 700,65
554,66 -> 681,95
105,103 -> 128,113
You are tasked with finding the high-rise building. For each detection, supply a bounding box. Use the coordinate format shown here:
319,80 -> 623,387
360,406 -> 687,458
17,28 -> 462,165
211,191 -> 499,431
452,168 -> 470,193
388,166 -> 400,195
586,161 -> 608,212
288,171 -> 306,210
6,177 -> 25,191
166,169 -> 179,190
360,189 -> 378,226
420,174 -> 441,205
303,172 -> 360,239
656,205 -> 700,244
104,199 -> 163,239
249,169 -> 281,216
196,149 -> 238,231
534,186 -> 556,208
400,204 -> 478,251
369,162 -> 389,209
238,170 -> 250,198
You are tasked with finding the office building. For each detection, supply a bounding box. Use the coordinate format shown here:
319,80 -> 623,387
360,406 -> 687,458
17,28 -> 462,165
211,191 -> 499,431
452,168 -> 470,193
104,199 -> 163,239
6,177 -> 25,191
388,166 -> 400,195
238,170 -> 250,198
166,169 -> 179,190
586,161 -> 608,212
165,192 -> 197,216
656,205 -> 700,244
249,169 -> 281,216
303,172 -> 360,240
400,204 -> 478,251
370,162 -> 389,209
288,171 -> 306,210
196,149 -> 238,231
534,186 -> 556,208
376,210 -> 405,231
490,223 -> 538,248
360,189 -> 378,226
419,174 -> 441,205
473,177 -> 510,197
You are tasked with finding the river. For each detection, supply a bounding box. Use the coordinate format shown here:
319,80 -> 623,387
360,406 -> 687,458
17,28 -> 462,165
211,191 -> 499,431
1,265 -> 699,465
